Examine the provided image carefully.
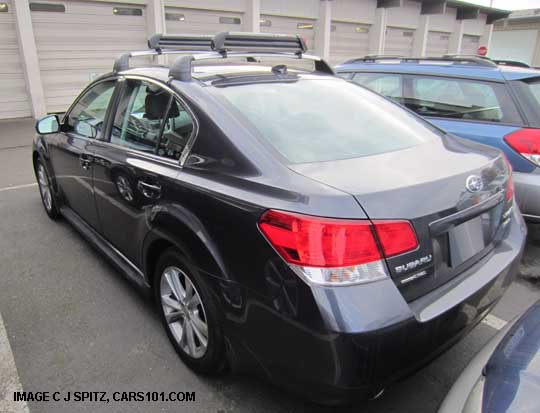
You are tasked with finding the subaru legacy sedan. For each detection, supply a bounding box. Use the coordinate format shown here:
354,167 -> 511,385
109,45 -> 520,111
32,33 -> 526,404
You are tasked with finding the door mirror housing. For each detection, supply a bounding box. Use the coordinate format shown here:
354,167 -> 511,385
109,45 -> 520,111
35,115 -> 60,135
74,120 -> 98,139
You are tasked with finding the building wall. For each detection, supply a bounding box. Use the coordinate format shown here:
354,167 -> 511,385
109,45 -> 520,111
6,0 -> 503,119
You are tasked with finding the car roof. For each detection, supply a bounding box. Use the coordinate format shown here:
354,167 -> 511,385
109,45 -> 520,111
335,61 -> 540,82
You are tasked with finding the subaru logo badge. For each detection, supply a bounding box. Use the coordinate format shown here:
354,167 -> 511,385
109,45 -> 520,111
466,175 -> 483,193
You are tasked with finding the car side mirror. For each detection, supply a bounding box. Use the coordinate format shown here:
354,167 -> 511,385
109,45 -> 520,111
74,120 -> 98,139
35,115 -> 60,135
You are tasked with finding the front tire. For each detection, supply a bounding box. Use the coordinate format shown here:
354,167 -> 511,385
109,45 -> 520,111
154,248 -> 226,374
35,159 -> 60,220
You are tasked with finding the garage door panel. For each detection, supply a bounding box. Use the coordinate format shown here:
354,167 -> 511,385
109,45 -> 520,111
330,22 -> 369,65
426,31 -> 450,57
260,15 -> 316,52
165,8 -> 244,35
385,27 -> 414,57
32,1 -> 148,113
462,35 -> 480,55
0,0 -> 31,119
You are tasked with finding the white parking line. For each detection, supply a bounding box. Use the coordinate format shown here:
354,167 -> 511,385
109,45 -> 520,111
0,183 -> 37,193
482,314 -> 508,330
0,312 -> 29,413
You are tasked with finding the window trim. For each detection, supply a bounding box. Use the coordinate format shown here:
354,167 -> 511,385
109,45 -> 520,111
101,75 -> 199,167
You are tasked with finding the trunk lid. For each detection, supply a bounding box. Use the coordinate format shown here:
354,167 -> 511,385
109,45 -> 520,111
289,135 -> 512,301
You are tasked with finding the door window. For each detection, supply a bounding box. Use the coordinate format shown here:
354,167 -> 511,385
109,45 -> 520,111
407,77 -> 521,124
111,80 -> 171,153
351,73 -> 403,103
64,80 -> 116,139
111,79 -> 194,159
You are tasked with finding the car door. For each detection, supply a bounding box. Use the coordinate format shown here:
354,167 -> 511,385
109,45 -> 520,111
51,79 -> 117,230
91,77 -> 195,267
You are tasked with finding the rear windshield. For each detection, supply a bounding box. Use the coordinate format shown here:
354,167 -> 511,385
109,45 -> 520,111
212,79 -> 440,164
525,79 -> 540,106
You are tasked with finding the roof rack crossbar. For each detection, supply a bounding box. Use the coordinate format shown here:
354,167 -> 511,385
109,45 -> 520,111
168,51 -> 334,82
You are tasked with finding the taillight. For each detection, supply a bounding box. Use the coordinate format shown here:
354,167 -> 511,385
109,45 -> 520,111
373,221 -> 418,257
258,210 -> 418,286
502,154 -> 514,201
504,128 -> 540,166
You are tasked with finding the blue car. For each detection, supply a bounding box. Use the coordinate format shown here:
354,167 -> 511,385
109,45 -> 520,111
336,57 -> 540,222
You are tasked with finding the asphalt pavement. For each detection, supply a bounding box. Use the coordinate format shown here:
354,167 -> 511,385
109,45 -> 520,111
0,118 -> 539,413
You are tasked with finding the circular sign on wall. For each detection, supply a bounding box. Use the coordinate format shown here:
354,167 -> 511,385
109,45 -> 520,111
477,46 -> 488,56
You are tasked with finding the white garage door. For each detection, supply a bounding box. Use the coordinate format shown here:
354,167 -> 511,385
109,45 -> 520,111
330,22 -> 370,65
462,34 -> 480,55
165,7 -> 244,36
31,1 -> 148,113
260,15 -> 316,53
426,31 -> 450,57
385,27 -> 414,57
0,0 -> 31,119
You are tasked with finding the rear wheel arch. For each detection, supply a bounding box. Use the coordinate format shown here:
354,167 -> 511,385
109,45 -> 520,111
143,223 -> 229,289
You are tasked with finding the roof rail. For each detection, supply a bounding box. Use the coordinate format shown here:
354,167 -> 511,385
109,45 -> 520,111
114,32 -> 333,81
342,55 -> 497,67
492,59 -> 531,68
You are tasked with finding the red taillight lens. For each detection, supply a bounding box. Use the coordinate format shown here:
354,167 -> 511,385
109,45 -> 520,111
373,221 -> 418,257
504,128 -> 540,166
258,210 -> 418,268
258,210 -> 381,267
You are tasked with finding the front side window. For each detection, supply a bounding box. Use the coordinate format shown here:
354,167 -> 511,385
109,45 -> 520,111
111,80 -> 194,159
407,77 -> 521,124
65,80 -> 116,139
351,73 -> 403,103
212,79 -> 438,164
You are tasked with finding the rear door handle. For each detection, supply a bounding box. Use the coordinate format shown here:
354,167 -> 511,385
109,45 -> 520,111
137,181 -> 161,199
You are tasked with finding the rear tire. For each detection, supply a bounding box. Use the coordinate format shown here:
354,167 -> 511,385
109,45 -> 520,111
35,159 -> 60,220
154,248 -> 226,374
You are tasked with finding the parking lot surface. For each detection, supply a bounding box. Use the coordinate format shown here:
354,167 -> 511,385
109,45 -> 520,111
1,118 -> 539,412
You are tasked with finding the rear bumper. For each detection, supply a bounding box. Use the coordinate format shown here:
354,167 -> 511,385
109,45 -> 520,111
226,209 -> 527,404
513,170 -> 540,221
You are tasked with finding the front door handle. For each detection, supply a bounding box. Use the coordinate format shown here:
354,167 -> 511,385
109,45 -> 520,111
137,181 -> 161,199
79,154 -> 92,170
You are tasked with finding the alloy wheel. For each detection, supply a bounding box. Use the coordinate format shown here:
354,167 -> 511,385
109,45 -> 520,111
160,266 -> 208,359
37,164 -> 53,211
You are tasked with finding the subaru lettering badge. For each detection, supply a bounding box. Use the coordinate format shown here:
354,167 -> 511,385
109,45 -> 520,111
466,175 -> 483,193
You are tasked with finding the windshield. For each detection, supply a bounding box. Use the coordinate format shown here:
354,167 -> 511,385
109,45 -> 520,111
212,79 -> 440,164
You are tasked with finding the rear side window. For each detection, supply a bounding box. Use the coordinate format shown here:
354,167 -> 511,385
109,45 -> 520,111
408,77 -> 521,124
212,79 -> 439,164
352,73 -> 403,103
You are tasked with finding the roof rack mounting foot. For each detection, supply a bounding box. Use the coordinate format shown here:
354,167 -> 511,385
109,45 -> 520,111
169,55 -> 195,82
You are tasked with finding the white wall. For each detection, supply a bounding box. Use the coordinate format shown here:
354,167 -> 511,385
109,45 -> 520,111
386,0 -> 421,29
165,0 -> 247,12
490,29 -> 538,64
332,0 -> 377,24
463,12 -> 487,35
429,6 -> 457,33
261,0 -> 318,18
